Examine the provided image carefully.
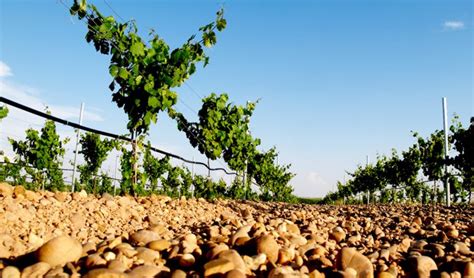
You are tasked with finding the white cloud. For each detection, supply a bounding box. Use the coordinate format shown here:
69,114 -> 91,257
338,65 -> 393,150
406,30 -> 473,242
307,171 -> 329,187
0,76 -> 104,168
0,61 -> 12,77
443,21 -> 465,31
0,80 -> 103,122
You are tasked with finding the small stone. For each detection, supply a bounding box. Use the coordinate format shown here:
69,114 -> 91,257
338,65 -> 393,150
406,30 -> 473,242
136,247 -> 160,264
330,227 -> 346,243
83,268 -> 127,278
377,272 -> 395,278
230,225 -> 251,246
409,256 -> 437,278
108,259 -> 128,272
257,234 -> 279,264
447,229 -> 459,239
79,190 -> 88,198
278,248 -> 295,265
345,267 -> 358,278
269,266 -> 300,278
204,258 -> 234,277
171,269 -> 187,278
54,191 -> 68,202
0,182 -> 13,197
309,269 -> 325,278
28,233 -> 44,249
130,230 -> 160,246
103,251 -> 116,261
225,269 -> 246,278
70,213 -> 86,230
1,266 -> 20,278
21,262 -> 51,277
337,247 -> 374,278
13,186 -> 26,198
207,244 -> 229,259
37,236 -> 83,267
464,262 -> 474,277
128,265 -> 165,277
218,249 -> 246,274
287,223 -> 300,235
453,242 -> 471,255
148,239 -> 171,251
86,254 -> 107,268
179,253 -> 195,268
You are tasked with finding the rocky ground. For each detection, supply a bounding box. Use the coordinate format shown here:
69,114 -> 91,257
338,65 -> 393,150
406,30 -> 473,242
0,182 -> 472,278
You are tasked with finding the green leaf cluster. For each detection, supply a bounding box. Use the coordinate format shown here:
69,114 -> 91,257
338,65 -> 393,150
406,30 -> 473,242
8,119 -> 68,191
71,1 -> 226,136
78,132 -> 118,193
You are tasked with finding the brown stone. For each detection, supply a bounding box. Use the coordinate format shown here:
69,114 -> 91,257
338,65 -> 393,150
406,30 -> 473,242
171,269 -> 187,278
83,268 -> 128,278
128,265 -> 165,277
336,247 -> 374,278
86,254 -> 107,268
13,186 -> 26,198
1,266 -> 20,278
179,253 -> 195,268
204,258 -> 234,276
257,234 -> 279,264
37,236 -> 83,267
130,230 -> 160,246
464,262 -> 474,277
21,262 -> 51,278
408,256 -> 437,278
0,182 -> 13,197
278,248 -> 295,265
147,239 -> 171,251
330,227 -> 346,243
377,272 -> 395,278
225,269 -> 246,278
136,247 -> 160,264
218,249 -> 246,274
54,191 -> 68,202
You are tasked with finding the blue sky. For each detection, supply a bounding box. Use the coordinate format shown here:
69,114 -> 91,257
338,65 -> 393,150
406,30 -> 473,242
0,0 -> 472,197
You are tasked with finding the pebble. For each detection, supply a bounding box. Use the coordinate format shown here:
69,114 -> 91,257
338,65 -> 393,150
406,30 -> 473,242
130,230 -> 160,246
84,268 -> 128,278
257,234 -> 280,264
337,247 -> 374,278
0,182 -> 13,197
37,235 -> 83,267
204,258 -> 234,276
0,190 -> 472,277
128,265 -> 165,277
20,262 -> 51,277
409,255 -> 437,278
330,226 -> 346,243
0,266 -> 20,278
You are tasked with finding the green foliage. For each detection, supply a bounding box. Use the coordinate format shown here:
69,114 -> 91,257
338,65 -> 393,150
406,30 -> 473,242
78,132 -> 117,193
119,149 -> 134,195
70,1 -> 226,135
248,148 -> 295,202
323,116 -> 472,205
0,159 -> 26,185
173,93 -> 295,202
226,176 -> 247,199
414,130 -> 445,182
296,197 -> 322,204
172,93 -> 260,172
0,105 -> 8,120
450,116 -> 474,202
143,143 -> 170,192
9,119 -> 68,191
